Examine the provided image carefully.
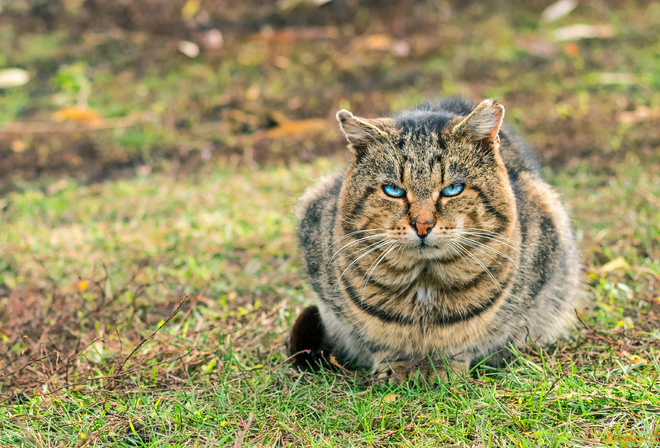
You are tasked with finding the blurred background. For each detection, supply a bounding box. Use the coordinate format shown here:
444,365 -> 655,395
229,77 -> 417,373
1,1 -> 659,440
1,0 -> 659,185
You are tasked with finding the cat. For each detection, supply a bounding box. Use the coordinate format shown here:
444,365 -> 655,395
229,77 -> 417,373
288,98 -> 582,383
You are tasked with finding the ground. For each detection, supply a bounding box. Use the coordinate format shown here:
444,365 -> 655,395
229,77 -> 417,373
0,1 -> 659,447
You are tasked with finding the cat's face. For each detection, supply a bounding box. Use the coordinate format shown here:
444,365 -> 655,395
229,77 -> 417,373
337,100 -> 516,261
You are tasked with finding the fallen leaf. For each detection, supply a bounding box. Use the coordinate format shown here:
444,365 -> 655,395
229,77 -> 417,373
181,0 -> 201,20
594,73 -> 637,85
382,394 -> 399,404
354,34 -> 410,57
624,352 -> 647,364
259,119 -> 329,139
600,257 -> 629,273
540,0 -> 578,22
78,280 -> 90,291
552,24 -> 615,41
0,68 -> 30,88
363,34 -> 393,51
52,107 -> 102,124
10,140 -> 26,153
617,106 -> 660,124
563,42 -> 579,56
178,41 -> 200,58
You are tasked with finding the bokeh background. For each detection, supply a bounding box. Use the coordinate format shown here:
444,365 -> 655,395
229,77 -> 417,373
2,0 -> 659,181
1,1 -> 659,446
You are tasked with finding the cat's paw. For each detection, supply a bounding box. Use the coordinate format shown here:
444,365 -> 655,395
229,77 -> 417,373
373,361 -> 441,385
373,358 -> 470,385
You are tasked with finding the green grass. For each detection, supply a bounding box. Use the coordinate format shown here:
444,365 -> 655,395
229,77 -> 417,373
1,155 -> 659,447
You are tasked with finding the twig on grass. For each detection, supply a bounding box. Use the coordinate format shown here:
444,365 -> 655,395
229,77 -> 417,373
110,295 -> 190,386
0,351 -> 58,382
575,309 -> 639,352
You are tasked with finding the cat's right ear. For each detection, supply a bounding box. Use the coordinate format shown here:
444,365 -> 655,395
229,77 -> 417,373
336,110 -> 393,159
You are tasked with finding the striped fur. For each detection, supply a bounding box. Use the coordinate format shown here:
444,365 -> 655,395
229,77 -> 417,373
295,98 -> 582,382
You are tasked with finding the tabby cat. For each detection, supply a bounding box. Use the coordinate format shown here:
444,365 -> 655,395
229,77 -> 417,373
289,98 -> 581,383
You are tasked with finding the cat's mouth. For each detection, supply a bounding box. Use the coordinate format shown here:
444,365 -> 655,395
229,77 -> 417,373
408,238 -> 456,260
418,239 -> 432,249
391,230 -> 458,259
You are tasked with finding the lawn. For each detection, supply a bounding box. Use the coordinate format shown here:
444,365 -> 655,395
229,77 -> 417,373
1,1 -> 659,447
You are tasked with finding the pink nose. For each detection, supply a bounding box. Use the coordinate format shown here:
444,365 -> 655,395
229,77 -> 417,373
411,215 -> 435,237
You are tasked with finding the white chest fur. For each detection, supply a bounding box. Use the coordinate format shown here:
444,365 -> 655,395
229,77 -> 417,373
416,285 -> 435,304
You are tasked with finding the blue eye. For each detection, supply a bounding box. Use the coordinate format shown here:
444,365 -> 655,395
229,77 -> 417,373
383,185 -> 406,198
442,184 -> 464,197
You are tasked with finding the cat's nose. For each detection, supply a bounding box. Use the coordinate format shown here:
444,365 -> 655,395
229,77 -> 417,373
411,214 -> 436,238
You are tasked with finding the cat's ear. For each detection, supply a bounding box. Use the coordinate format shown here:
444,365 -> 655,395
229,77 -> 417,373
451,99 -> 505,148
336,110 -> 394,159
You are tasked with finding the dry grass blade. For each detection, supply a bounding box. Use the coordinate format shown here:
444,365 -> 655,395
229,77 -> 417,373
110,295 -> 190,383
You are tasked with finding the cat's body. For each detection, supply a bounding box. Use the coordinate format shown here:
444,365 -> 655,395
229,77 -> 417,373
292,98 -> 581,381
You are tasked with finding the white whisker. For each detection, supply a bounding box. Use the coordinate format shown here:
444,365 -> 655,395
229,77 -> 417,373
331,228 -> 388,246
361,243 -> 398,302
336,239 -> 393,284
458,226 -> 522,252
454,236 -> 519,269
452,243 -> 502,292
328,233 -> 389,264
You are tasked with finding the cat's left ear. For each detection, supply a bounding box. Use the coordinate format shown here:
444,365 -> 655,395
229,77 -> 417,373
336,110 -> 395,159
451,99 -> 505,149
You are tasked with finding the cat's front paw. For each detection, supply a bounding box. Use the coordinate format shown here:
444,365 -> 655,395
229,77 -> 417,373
372,360 -> 440,385
373,357 -> 470,385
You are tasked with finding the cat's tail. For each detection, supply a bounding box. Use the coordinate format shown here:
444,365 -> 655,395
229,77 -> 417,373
286,305 -> 335,372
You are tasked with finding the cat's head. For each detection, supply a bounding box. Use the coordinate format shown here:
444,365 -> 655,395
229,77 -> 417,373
336,99 -> 517,260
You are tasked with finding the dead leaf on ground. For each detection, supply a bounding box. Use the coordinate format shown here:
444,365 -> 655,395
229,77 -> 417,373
51,107 -> 102,125
617,106 -> 660,124
540,0 -> 578,22
0,68 -> 30,88
599,257 -> 629,274
181,0 -> 201,21
353,34 -> 410,57
382,394 -> 399,404
11,140 -> 27,153
552,24 -> 615,41
178,41 -> 200,58
258,119 -> 330,139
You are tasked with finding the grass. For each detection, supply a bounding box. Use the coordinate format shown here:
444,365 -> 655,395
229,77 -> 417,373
1,0 -> 659,446
1,155 -> 659,447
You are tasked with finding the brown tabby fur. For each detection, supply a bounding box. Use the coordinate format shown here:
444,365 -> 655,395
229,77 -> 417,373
292,98 -> 582,383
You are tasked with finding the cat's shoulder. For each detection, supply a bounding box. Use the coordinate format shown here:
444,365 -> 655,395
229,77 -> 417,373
295,169 -> 345,220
